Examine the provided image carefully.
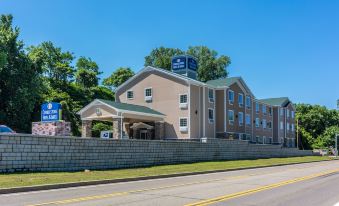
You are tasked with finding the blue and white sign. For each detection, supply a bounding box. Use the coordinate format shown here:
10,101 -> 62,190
187,57 -> 197,71
171,56 -> 186,70
41,102 -> 62,122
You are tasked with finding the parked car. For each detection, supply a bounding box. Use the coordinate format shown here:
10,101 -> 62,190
0,125 -> 15,134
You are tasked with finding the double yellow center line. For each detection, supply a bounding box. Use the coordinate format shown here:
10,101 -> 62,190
185,168 -> 339,206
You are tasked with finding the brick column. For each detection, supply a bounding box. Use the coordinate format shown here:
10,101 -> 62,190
113,118 -> 122,139
81,120 -> 92,138
155,121 -> 165,140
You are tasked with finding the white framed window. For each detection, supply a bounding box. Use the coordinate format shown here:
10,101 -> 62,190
246,96 -> 251,108
179,94 -> 188,109
287,122 -> 290,131
245,114 -> 251,125
208,108 -> 214,123
228,110 -> 234,124
144,87 -> 152,102
291,124 -> 295,131
280,121 -> 284,130
95,107 -> 102,116
238,112 -> 244,126
280,108 -> 284,116
262,105 -> 267,115
255,118 -> 260,128
238,93 -> 244,107
127,90 -> 134,99
256,102 -> 260,114
179,118 -> 188,132
228,90 -> 234,104
287,109 -> 290,118
263,119 -> 267,129
291,111 -> 295,119
208,89 -> 214,103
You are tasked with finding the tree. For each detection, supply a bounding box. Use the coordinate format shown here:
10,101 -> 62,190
103,67 -> 135,90
0,14 -> 42,132
144,47 -> 184,70
144,46 -> 231,82
187,46 -> 231,82
28,41 -> 75,87
75,57 -> 101,88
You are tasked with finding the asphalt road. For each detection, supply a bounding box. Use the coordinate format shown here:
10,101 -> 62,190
1,160 -> 339,206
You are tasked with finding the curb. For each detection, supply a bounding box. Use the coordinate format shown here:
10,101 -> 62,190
0,159 -> 335,195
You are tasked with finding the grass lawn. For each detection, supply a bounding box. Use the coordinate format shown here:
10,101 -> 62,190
0,156 -> 334,189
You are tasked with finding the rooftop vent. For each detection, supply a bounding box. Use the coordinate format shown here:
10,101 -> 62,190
171,55 -> 198,80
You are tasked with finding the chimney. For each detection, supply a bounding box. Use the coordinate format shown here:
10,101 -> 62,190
171,55 -> 198,80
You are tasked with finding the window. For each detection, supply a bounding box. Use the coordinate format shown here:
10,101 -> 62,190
256,102 -> 260,113
238,112 -> 244,126
228,110 -> 234,124
280,108 -> 284,116
255,118 -> 260,128
228,90 -> 234,104
208,89 -> 214,103
291,124 -> 295,131
269,107 -> 272,116
127,90 -> 134,99
287,109 -> 290,118
95,108 -> 101,116
280,121 -> 284,130
262,119 -> 267,129
262,105 -> 267,115
179,118 -> 188,132
287,123 -> 290,131
179,94 -> 188,104
145,88 -> 152,101
246,96 -> 251,108
291,111 -> 295,119
245,114 -> 251,125
267,121 -> 272,129
208,108 -> 214,123
238,93 -> 244,107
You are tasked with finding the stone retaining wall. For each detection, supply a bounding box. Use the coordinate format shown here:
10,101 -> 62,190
0,134 -> 313,173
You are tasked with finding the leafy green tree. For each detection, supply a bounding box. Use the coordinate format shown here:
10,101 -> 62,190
75,57 -> 101,88
187,46 -> 231,82
0,14 -> 42,132
103,67 -> 135,90
144,46 -> 231,82
144,47 -> 184,69
28,41 -> 75,87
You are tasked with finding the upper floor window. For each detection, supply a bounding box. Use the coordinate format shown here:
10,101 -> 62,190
208,108 -> 214,123
238,93 -> 244,107
263,119 -> 267,129
245,114 -> 251,125
145,88 -> 152,102
280,108 -> 284,116
208,89 -> 214,103
238,112 -> 244,126
127,90 -> 134,99
269,107 -> 272,116
280,121 -> 284,130
228,90 -> 234,104
291,111 -> 295,119
287,109 -> 290,118
255,118 -> 260,128
256,102 -> 260,113
179,94 -> 188,109
262,105 -> 267,115
246,96 -> 251,108
228,110 -> 234,124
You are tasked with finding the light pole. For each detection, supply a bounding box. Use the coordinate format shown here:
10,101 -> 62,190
336,100 -> 339,157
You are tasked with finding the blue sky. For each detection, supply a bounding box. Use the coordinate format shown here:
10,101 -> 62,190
1,0 -> 338,108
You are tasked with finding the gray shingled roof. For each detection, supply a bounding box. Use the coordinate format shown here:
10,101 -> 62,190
206,77 -> 241,87
98,99 -> 165,116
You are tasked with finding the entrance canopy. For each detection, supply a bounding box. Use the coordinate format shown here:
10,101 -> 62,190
77,99 -> 165,122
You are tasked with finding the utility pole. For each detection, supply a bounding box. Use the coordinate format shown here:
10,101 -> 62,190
336,100 -> 339,157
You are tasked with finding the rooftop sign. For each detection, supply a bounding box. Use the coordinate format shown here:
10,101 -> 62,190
171,55 -> 197,71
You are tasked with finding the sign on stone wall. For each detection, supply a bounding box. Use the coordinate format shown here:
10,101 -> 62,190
41,102 -> 62,122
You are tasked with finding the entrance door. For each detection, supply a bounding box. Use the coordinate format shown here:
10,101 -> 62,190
140,130 -> 148,139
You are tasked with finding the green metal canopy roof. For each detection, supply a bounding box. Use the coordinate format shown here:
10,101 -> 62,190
206,77 -> 241,87
259,97 -> 290,107
98,99 -> 165,116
